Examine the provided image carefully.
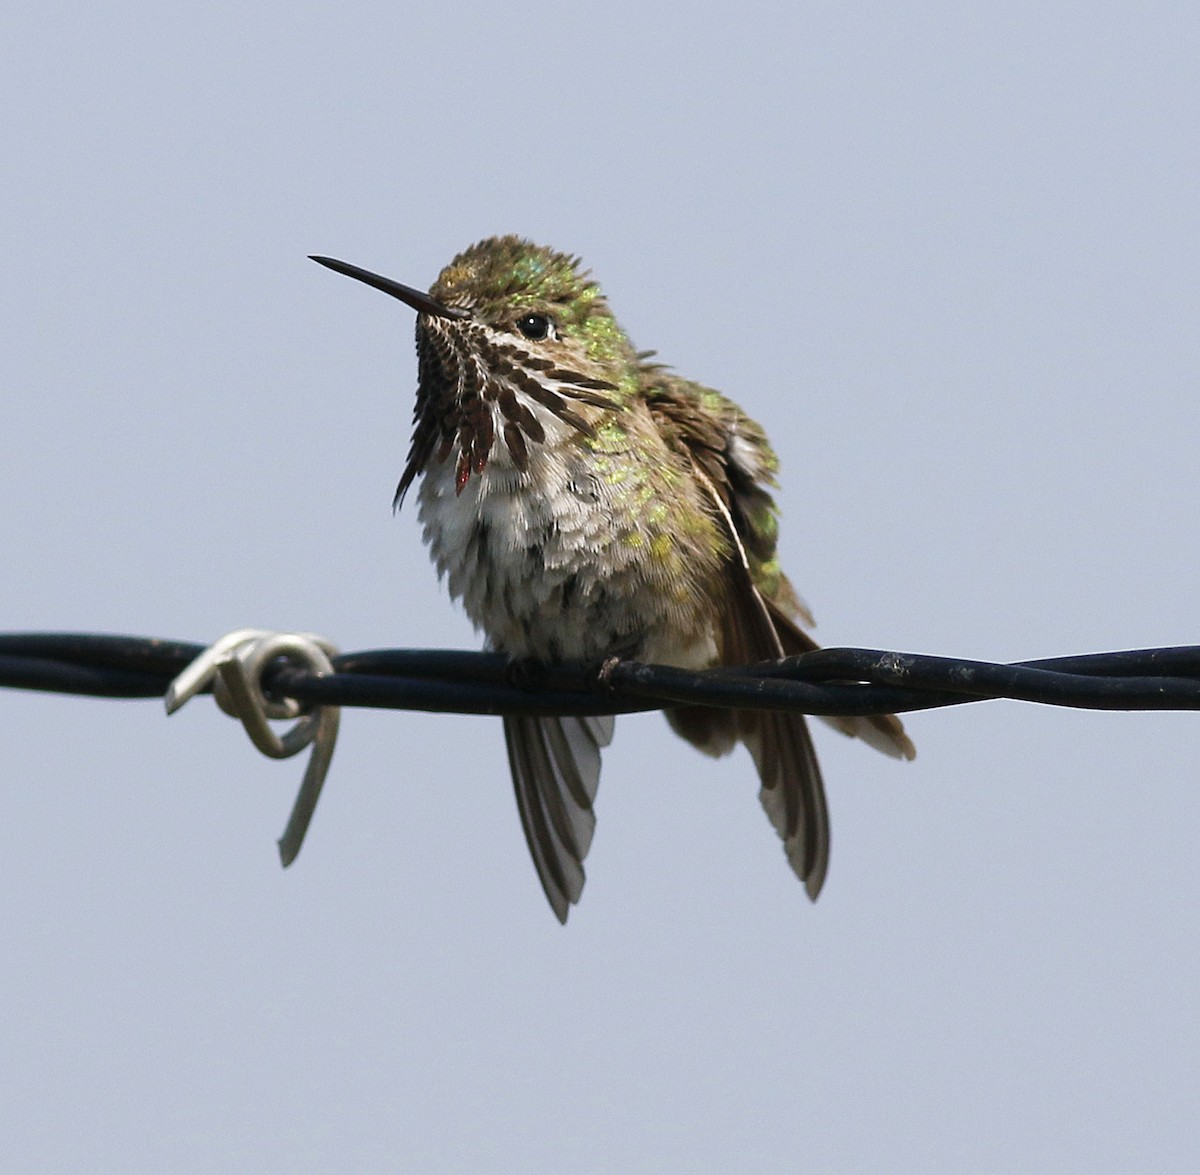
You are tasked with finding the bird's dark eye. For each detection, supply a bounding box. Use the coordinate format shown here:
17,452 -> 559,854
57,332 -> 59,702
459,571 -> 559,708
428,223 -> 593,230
515,313 -> 553,340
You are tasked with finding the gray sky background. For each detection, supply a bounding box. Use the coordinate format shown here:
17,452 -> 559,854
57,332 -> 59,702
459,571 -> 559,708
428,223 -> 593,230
3,3 -> 1199,1171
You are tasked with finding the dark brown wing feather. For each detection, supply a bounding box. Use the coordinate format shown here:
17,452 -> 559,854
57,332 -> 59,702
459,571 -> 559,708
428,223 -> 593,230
714,542 -> 832,898
503,714 -> 614,923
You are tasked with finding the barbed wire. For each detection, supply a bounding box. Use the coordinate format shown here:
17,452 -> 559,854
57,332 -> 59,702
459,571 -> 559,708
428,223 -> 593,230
4,631 -> 1200,715
7,628 -> 1197,865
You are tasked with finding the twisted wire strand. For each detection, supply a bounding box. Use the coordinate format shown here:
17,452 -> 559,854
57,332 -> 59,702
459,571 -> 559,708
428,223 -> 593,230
3,632 -> 1200,717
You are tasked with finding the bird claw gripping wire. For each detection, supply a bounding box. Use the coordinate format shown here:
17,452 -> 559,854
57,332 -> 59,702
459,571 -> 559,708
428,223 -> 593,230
164,629 -> 341,866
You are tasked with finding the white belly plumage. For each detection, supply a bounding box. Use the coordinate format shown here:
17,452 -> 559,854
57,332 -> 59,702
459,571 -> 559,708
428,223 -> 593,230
416,416 -> 718,667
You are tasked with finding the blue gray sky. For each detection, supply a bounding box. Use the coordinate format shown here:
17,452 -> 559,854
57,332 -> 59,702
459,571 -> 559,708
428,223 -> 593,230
3,3 -> 1199,1171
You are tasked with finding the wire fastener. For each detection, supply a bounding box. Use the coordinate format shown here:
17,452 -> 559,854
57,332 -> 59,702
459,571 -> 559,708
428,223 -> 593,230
165,629 -> 341,866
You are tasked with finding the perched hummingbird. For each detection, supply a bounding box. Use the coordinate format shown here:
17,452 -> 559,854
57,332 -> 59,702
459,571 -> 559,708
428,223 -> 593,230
311,236 -> 914,922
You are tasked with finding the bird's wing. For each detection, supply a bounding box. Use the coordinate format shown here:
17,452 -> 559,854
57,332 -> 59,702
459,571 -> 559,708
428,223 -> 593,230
649,373 -> 914,761
503,714 -> 614,923
646,376 -> 831,896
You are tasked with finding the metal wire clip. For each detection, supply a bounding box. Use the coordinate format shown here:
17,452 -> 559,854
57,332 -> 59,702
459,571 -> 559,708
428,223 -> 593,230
164,629 -> 341,866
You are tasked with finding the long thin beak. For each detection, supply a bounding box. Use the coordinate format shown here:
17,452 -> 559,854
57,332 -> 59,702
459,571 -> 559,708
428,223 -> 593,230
308,255 -> 469,320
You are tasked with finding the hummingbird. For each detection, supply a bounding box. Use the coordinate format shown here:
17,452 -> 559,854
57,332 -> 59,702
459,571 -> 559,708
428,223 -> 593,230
311,236 -> 914,922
